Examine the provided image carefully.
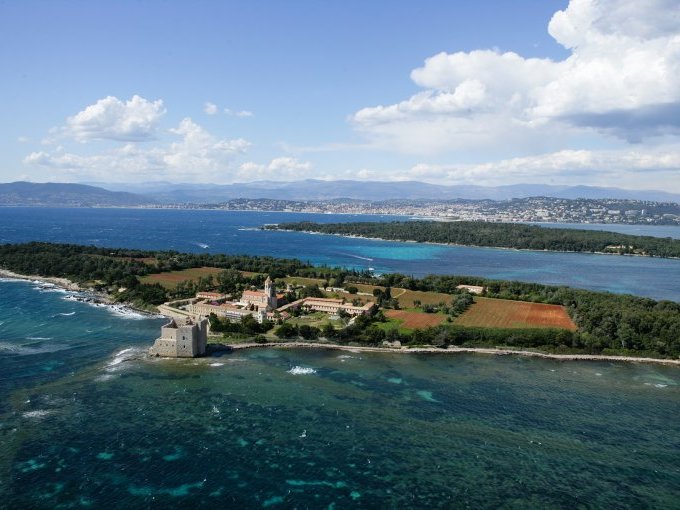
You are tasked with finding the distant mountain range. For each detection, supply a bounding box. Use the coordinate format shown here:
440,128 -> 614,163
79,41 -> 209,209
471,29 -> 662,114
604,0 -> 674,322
90,179 -> 680,203
2,180 -> 679,207
0,182 -> 155,207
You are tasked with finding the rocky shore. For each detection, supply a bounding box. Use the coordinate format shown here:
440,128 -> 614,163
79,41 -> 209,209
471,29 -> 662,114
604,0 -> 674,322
221,341 -> 680,366
0,268 -> 160,318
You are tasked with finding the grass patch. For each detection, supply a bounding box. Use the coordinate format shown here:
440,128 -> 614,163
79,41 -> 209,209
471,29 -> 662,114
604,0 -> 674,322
281,276 -> 326,287
286,312 -> 343,329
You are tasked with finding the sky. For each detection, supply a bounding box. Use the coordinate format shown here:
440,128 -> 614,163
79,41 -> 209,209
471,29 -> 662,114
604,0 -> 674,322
2,0 -> 680,191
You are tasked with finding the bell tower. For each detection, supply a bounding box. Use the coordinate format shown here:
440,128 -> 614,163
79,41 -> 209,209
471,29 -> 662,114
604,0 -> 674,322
264,276 -> 277,310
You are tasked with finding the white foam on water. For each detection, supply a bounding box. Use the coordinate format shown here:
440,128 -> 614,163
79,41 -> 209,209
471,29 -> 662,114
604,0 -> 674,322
22,410 -> 52,419
287,366 -> 317,375
209,363 -> 224,367
0,341 -> 69,355
58,312 -> 75,316
106,347 -> 140,369
26,336 -> 53,341
654,384 -> 668,388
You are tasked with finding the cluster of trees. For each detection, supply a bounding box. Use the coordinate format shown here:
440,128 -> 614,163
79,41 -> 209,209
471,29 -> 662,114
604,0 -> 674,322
208,313 -> 272,337
275,322 -> 323,340
2,241 -> 680,357
272,221 -> 680,258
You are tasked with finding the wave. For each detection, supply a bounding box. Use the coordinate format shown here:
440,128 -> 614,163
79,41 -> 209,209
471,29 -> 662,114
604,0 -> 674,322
287,366 -> 317,375
105,347 -> 142,369
61,293 -> 158,320
25,336 -> 53,341
193,242 -> 210,249
343,253 -> 374,262
0,341 -> 69,355
51,312 -> 76,318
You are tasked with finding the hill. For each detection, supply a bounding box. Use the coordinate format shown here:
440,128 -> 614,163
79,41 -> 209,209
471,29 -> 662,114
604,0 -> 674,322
92,179 -> 680,203
0,182 -> 155,207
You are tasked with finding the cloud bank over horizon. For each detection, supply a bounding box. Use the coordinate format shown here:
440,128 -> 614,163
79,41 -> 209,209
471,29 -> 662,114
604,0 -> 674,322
16,0 -> 680,190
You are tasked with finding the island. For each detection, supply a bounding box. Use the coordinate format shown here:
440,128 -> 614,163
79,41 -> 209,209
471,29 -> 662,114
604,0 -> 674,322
266,220 -> 680,258
1,241 -> 680,362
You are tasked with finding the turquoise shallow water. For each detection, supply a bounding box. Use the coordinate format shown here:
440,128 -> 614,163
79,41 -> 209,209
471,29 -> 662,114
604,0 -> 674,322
2,207 -> 680,300
1,281 -> 679,508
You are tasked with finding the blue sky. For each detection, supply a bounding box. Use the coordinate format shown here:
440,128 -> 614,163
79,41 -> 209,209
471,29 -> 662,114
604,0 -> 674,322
2,0 -> 680,191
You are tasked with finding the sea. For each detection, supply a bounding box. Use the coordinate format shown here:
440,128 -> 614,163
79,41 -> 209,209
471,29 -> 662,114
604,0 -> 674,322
1,207 -> 680,301
1,207 -> 680,508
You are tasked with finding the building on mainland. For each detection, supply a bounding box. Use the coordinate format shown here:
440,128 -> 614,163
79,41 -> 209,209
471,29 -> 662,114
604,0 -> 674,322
149,317 -> 208,358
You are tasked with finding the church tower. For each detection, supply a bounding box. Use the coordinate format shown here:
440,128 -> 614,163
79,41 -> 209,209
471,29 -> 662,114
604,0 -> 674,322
264,276 -> 277,311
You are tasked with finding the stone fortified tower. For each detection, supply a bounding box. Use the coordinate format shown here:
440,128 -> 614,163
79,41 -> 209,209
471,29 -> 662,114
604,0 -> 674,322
149,317 -> 208,358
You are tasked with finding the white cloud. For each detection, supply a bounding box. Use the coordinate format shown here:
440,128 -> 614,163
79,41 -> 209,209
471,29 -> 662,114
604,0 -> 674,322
203,102 -> 218,115
61,95 -> 166,142
24,117 -> 251,182
238,157 -> 312,180
225,108 -> 254,118
352,0 -> 680,152
385,146 -> 680,189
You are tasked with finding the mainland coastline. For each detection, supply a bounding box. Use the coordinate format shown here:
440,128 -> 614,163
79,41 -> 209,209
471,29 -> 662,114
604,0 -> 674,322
2,267 -> 679,367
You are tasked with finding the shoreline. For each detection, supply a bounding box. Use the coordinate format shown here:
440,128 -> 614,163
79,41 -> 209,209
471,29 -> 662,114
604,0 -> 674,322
219,341 -> 680,366
0,268 -> 84,291
270,228 -> 680,260
0,268 -> 160,318
3,268 -> 679,367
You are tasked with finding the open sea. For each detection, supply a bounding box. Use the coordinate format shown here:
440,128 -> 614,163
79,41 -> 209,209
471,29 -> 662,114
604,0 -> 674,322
1,207 -> 680,508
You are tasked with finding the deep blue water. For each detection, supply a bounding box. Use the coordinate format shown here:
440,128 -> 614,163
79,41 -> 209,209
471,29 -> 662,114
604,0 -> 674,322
1,280 -> 679,508
2,207 -> 680,301
1,210 -> 680,507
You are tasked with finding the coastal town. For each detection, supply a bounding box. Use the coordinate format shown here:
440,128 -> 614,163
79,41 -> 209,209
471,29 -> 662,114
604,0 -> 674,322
173,197 -> 680,225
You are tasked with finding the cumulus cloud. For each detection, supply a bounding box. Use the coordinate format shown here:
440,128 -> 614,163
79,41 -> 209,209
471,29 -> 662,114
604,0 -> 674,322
238,157 -> 312,180
225,108 -> 254,118
352,0 -> 680,151
24,117 -> 251,182
60,95 -> 166,142
388,146 -> 680,189
203,102 -> 218,115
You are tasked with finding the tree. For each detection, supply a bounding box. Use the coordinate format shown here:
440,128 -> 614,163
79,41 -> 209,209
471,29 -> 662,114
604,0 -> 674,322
299,325 -> 320,340
275,322 -> 298,338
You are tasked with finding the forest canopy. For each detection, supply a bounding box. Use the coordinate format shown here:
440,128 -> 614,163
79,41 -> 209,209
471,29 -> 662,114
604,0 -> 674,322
269,221 -> 680,258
